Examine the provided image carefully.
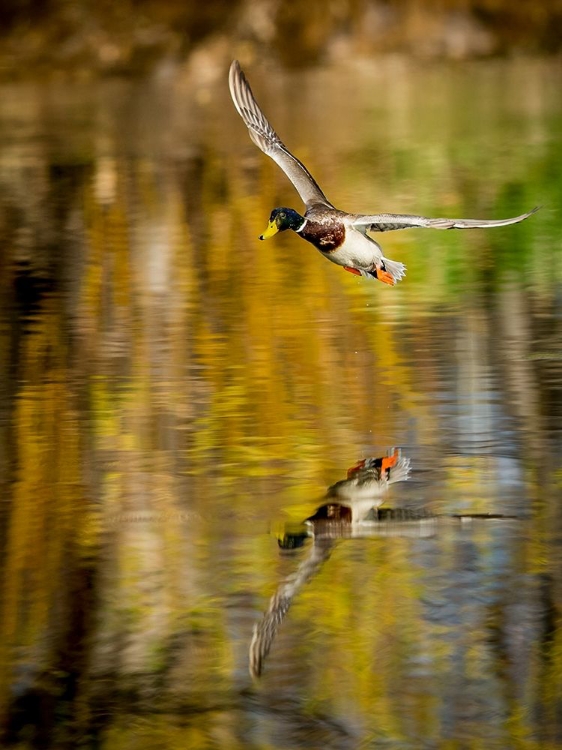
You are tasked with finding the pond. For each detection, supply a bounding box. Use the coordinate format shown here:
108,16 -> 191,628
0,57 -> 561,748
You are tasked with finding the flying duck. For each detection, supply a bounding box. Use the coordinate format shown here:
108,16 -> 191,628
229,60 -> 539,285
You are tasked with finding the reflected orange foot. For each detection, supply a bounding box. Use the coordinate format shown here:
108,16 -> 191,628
343,266 -> 362,276
381,448 -> 399,473
347,459 -> 366,478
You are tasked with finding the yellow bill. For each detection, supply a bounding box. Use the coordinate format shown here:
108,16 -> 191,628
259,220 -> 279,240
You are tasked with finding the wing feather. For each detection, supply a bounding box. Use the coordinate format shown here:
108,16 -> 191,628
248,539 -> 334,678
351,206 -> 540,233
229,61 -> 333,209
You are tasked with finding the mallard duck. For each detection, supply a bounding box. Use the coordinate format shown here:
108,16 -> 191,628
229,61 -> 539,285
249,448 -> 411,677
278,448 -> 412,551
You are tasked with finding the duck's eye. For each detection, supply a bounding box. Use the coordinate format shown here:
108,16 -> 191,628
279,212 -> 286,219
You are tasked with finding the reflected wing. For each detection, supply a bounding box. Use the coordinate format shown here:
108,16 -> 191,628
249,538 -> 334,679
229,61 -> 334,209
351,206 -> 540,233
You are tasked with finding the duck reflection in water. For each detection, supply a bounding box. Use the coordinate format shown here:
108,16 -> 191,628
250,448 -> 417,678
249,448 -> 520,678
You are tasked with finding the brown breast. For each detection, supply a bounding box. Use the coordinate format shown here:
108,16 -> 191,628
299,218 -> 345,253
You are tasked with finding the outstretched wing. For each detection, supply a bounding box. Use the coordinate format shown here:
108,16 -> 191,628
249,538 -> 334,679
229,60 -> 334,209
351,206 -> 540,233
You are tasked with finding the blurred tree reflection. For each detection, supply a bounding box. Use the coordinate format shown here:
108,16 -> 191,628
0,60 -> 560,748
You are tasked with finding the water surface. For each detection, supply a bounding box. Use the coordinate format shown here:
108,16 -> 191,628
0,58 -> 561,748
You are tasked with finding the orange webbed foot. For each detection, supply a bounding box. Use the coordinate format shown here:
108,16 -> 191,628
346,459 -> 366,478
381,448 -> 399,473
375,267 -> 395,286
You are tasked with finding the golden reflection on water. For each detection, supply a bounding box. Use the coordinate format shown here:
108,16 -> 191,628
0,59 -> 561,748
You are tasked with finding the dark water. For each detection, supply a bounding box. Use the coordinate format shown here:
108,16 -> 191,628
0,58 -> 561,748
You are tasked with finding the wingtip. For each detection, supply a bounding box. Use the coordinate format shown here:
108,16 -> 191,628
228,59 -> 241,87
518,205 -> 541,222
228,60 -> 245,96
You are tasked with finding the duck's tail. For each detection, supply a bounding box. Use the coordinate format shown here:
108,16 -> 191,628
345,258 -> 406,285
384,449 -> 411,485
379,257 -> 406,285
346,448 -> 411,484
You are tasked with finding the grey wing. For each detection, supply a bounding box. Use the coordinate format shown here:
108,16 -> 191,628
229,61 -> 334,209
351,206 -> 541,233
248,538 -> 334,678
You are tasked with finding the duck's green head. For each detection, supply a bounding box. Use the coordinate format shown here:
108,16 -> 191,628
260,208 -> 305,240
